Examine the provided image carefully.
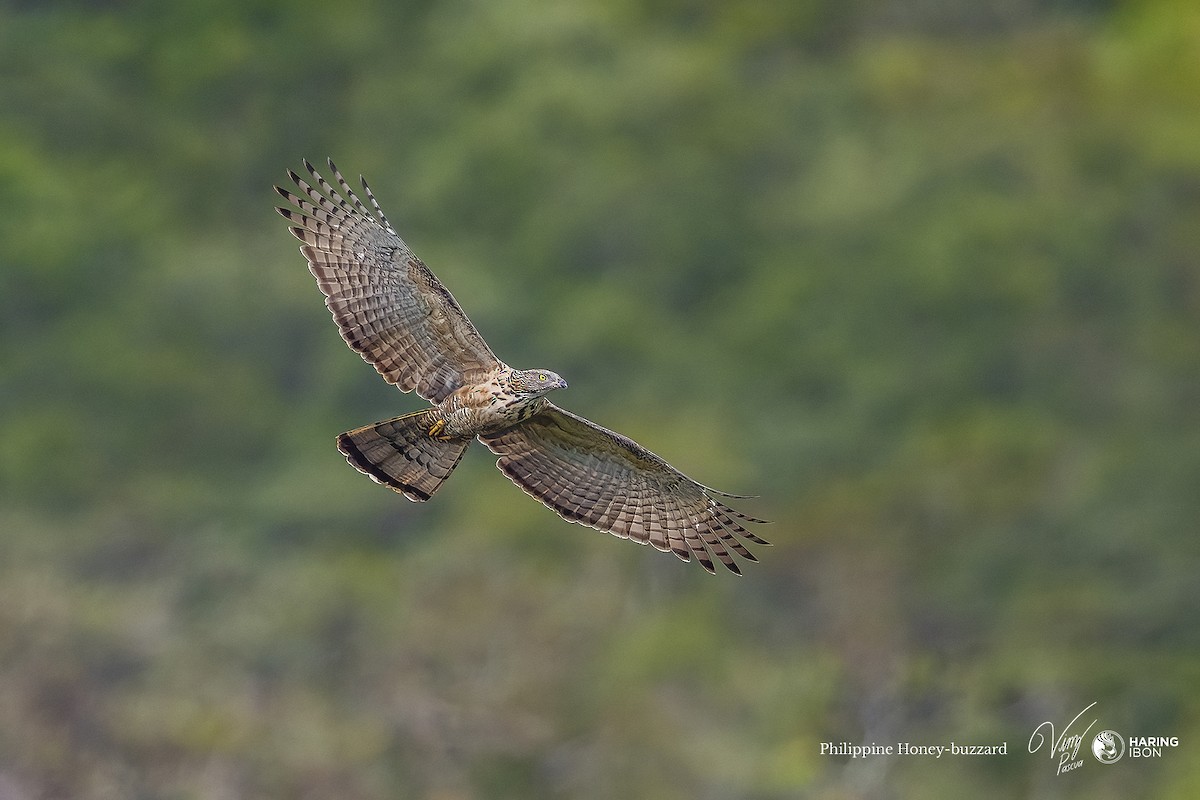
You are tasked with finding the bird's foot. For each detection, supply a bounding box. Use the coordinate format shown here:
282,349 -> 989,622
427,419 -> 451,441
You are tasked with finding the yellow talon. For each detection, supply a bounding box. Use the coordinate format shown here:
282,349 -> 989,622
428,419 -> 447,439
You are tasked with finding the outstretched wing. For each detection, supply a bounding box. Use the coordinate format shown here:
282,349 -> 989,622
479,404 -> 769,575
275,159 -> 502,403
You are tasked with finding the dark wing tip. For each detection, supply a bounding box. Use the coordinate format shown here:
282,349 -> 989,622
732,527 -> 771,546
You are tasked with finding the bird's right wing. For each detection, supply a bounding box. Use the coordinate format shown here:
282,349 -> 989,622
275,159 -> 503,403
480,404 -> 769,574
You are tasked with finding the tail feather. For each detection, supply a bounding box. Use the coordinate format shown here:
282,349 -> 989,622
337,410 -> 470,502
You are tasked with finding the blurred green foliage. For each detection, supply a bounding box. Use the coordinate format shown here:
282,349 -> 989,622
1,0 -> 1198,797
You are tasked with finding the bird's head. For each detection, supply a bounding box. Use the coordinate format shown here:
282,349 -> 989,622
509,368 -> 568,398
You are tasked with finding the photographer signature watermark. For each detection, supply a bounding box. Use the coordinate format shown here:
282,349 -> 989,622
816,700 -> 1180,773
1028,701 -> 1179,776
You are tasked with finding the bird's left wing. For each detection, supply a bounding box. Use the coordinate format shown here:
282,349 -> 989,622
479,404 -> 768,574
275,159 -> 503,403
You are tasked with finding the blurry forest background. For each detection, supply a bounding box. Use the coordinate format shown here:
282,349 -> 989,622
2,0 -> 1199,798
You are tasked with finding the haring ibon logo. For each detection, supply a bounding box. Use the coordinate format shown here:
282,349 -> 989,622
1092,730 -> 1125,764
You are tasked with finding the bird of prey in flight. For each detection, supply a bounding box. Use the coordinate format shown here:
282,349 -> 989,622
274,159 -> 767,573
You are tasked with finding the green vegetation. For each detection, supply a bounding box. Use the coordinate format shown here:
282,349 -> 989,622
2,1 -> 1198,796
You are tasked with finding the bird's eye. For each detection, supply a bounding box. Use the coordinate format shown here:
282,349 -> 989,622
539,374 -> 547,381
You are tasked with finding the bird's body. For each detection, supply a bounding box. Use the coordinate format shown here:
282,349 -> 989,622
275,159 -> 768,574
430,368 -> 561,440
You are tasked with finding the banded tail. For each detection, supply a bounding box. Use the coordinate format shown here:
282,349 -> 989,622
336,410 -> 471,502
